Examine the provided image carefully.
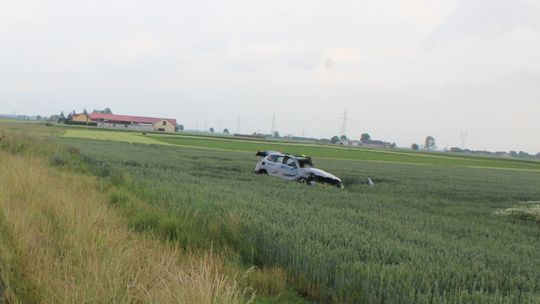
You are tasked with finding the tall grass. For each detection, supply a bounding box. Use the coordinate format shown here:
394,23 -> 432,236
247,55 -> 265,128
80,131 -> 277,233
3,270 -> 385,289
0,150 -> 251,303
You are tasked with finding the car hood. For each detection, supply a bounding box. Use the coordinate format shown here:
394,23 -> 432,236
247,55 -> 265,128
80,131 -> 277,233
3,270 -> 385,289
307,168 -> 341,182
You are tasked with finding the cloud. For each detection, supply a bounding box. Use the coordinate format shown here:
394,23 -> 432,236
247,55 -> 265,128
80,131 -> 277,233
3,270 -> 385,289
322,48 -> 364,70
220,44 -> 365,71
0,82 -> 33,93
103,36 -> 162,64
0,0 -> 41,30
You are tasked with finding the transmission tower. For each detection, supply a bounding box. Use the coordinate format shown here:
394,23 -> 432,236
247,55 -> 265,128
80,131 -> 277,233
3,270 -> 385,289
340,109 -> 349,137
271,113 -> 276,136
236,117 -> 241,134
460,130 -> 468,149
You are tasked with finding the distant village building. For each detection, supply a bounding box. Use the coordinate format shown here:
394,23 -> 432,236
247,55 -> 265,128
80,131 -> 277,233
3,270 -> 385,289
89,113 -> 177,133
360,139 -> 393,149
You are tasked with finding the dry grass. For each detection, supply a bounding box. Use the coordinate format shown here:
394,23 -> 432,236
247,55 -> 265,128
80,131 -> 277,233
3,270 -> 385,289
0,151 -> 252,303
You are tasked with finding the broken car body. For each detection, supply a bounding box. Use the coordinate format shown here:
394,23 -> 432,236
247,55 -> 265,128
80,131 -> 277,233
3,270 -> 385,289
254,151 -> 344,189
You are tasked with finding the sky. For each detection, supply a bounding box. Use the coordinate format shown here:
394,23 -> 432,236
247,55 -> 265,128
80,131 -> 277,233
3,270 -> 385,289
1,0 -> 539,153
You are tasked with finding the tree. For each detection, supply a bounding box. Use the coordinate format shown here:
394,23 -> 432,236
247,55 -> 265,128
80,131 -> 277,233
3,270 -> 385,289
177,124 -> 184,131
518,151 -> 530,158
318,138 -> 330,144
411,143 -> 419,150
66,111 -> 74,121
36,115 -> 42,120
209,127 -> 215,133
360,133 -> 371,142
93,108 -> 113,114
424,136 -> 436,151
82,109 -> 89,124
223,128 -> 229,134
58,111 -> 66,123
331,136 -> 340,144
273,131 -> 280,138
340,135 -> 348,142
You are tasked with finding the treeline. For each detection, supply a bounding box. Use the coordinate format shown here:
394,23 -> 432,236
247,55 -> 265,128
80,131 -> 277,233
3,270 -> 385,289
449,147 -> 540,159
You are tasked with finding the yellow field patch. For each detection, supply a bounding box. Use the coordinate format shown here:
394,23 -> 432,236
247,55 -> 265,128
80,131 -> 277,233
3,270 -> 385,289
63,129 -> 172,146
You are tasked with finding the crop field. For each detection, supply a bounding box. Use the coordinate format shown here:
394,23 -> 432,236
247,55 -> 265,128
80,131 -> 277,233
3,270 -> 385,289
63,129 -> 540,171
54,128 -> 540,304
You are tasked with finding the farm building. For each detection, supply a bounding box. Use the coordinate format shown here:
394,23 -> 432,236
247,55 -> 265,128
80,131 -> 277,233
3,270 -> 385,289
89,113 -> 177,133
72,113 -> 90,123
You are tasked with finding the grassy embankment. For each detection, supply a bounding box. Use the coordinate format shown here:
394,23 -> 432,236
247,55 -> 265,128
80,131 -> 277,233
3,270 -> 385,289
0,130 -> 251,303
0,124 -> 304,303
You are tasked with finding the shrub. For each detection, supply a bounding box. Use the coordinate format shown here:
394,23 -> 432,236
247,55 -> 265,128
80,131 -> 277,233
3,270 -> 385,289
108,190 -> 131,206
49,155 -> 68,167
109,168 -> 130,186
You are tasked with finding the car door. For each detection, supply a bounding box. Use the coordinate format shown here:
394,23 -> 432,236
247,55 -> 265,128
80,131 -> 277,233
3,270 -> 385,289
280,156 -> 300,180
266,155 -> 284,177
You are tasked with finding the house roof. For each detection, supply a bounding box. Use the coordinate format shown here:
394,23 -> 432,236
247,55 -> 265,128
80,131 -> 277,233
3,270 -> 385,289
89,113 -> 177,126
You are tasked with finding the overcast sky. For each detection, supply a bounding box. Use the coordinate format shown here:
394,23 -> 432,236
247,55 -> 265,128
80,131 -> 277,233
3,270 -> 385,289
1,0 -> 539,152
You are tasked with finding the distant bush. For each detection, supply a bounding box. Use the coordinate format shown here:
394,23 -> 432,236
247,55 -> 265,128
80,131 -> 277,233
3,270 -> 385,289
64,120 -> 97,126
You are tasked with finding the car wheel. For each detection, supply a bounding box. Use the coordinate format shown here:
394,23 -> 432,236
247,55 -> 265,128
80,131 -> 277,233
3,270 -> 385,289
297,177 -> 313,185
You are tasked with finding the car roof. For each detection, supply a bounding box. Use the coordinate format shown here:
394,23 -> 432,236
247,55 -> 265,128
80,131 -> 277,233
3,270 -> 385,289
268,152 -> 310,160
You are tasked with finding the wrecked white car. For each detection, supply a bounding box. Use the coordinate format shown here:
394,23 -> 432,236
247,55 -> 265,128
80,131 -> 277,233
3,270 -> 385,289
255,151 -> 344,189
